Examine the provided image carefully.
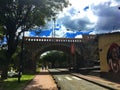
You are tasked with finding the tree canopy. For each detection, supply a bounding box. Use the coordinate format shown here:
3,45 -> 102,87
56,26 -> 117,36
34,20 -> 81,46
0,0 -> 70,53
0,0 -> 69,30
40,51 -> 67,68
0,0 -> 70,79
0,0 -> 70,56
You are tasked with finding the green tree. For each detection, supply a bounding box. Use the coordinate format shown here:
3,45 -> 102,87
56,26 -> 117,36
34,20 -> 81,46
0,25 -> 5,44
82,37 -> 99,67
41,51 -> 67,68
0,0 -> 69,79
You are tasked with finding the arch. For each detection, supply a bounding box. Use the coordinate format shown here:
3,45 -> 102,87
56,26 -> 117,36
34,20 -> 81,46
23,37 -> 84,73
34,44 -> 72,57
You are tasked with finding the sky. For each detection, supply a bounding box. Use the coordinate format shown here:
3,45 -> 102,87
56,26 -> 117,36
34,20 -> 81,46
24,0 -> 120,38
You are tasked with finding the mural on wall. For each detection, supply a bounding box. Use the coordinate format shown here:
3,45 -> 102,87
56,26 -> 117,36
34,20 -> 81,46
107,43 -> 120,73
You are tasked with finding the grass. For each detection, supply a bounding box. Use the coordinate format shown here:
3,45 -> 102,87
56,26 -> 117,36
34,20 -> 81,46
0,74 -> 34,90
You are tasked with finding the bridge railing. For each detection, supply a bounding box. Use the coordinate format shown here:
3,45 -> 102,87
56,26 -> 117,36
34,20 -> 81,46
24,37 -> 83,43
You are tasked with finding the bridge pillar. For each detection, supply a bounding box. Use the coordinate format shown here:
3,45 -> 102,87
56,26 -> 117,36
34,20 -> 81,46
68,54 -> 72,70
70,52 -> 77,72
73,53 -> 78,71
23,52 -> 36,73
66,54 -> 70,69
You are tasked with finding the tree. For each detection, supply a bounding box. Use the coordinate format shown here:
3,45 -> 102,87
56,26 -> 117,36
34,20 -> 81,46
40,51 -> 67,68
0,25 -> 5,44
0,0 -> 69,79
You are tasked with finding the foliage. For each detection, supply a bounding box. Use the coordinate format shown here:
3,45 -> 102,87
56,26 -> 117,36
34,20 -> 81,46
0,25 -> 5,44
0,0 -> 69,79
0,50 -> 7,66
0,0 -> 70,31
0,25 -> 4,37
40,51 -> 67,68
81,37 -> 99,67
11,46 -> 21,69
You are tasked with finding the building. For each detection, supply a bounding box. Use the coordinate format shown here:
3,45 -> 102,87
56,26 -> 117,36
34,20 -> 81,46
98,32 -> 120,81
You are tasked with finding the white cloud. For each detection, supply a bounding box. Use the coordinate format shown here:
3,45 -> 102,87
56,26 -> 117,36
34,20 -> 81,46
89,31 -> 96,35
59,0 -> 120,34
69,0 -> 90,9
25,31 -> 30,37
28,0 -> 120,37
75,35 -> 82,38
53,25 -> 69,38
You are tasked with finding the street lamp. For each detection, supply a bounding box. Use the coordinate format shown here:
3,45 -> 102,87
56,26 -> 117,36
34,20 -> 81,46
52,17 -> 56,38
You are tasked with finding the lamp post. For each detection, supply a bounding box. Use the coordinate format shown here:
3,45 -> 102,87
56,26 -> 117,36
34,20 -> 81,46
52,17 -> 56,38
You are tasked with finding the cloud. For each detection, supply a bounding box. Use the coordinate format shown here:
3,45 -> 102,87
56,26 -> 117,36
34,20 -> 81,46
91,1 -> 120,33
25,31 -> 30,37
26,0 -> 120,38
29,29 -> 52,37
68,7 -> 77,15
75,35 -> 83,38
59,0 -> 120,34
64,30 -> 93,38
58,7 -> 95,32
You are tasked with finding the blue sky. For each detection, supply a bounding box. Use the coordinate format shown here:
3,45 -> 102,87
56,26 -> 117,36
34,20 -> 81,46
24,0 -> 120,38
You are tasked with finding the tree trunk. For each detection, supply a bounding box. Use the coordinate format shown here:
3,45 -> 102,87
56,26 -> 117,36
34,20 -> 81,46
1,22 -> 18,80
0,50 -> 10,80
1,35 -> 16,80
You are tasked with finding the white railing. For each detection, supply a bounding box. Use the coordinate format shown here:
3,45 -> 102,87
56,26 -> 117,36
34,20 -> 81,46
24,37 -> 83,43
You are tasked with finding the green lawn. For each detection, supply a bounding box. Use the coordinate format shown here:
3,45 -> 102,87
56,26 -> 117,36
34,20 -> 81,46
0,74 -> 34,90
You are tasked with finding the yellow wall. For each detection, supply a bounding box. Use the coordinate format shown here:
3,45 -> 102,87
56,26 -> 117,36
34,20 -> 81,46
99,33 -> 120,72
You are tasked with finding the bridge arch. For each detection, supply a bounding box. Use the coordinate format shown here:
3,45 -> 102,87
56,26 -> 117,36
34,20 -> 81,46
24,37 -> 84,73
34,43 -> 73,56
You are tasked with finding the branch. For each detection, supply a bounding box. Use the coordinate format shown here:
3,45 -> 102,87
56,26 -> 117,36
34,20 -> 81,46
16,5 -> 32,29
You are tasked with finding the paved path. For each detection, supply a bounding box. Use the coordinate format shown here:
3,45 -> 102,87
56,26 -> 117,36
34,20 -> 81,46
72,73 -> 120,90
50,68 -> 120,90
24,70 -> 58,90
24,68 -> 120,90
49,69 -> 109,90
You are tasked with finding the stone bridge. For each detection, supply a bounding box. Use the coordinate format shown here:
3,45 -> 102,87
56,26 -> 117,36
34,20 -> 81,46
23,35 -> 96,72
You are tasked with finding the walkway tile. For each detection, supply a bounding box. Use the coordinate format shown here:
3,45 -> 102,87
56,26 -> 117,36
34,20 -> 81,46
24,70 -> 58,90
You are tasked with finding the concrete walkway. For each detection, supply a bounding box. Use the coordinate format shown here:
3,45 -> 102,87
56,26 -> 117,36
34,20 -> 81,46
24,69 -> 120,90
72,73 -> 120,90
24,70 -> 58,90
